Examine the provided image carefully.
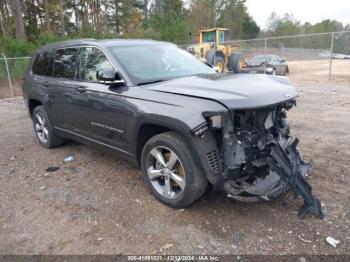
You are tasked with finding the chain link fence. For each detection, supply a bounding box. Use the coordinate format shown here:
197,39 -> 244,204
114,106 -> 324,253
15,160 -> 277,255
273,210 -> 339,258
0,55 -> 31,99
0,31 -> 349,99
181,30 -> 350,82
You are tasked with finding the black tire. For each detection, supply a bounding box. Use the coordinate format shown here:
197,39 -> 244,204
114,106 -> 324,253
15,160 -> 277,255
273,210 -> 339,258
205,50 -> 225,73
32,105 -> 64,148
228,52 -> 245,73
205,49 -> 216,66
214,56 -> 225,73
141,131 -> 208,208
285,66 -> 289,75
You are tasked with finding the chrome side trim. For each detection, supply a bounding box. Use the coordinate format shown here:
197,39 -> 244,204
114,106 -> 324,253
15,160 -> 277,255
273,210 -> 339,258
55,127 -> 132,156
91,121 -> 124,134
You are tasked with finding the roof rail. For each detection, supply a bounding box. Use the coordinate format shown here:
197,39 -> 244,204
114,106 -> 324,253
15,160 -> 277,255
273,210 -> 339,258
39,38 -> 97,49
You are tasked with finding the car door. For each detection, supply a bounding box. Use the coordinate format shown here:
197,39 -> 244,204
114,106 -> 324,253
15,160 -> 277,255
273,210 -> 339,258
44,47 -> 81,130
30,50 -> 53,106
72,46 -> 130,152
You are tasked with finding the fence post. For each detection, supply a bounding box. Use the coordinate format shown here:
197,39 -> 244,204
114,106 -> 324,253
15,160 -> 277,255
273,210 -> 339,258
328,32 -> 334,81
1,53 -> 14,98
264,38 -> 267,72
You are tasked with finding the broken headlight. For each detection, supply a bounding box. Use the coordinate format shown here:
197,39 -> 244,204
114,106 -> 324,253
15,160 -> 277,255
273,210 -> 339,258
203,112 -> 225,129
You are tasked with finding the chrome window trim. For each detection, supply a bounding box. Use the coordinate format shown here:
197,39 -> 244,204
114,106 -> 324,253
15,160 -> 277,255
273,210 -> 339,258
45,44 -> 129,85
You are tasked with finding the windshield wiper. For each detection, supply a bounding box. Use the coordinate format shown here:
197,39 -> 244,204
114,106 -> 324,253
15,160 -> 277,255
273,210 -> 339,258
137,79 -> 167,86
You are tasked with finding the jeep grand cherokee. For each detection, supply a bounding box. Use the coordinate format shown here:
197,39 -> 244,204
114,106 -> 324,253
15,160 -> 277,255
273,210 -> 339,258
22,39 -> 323,218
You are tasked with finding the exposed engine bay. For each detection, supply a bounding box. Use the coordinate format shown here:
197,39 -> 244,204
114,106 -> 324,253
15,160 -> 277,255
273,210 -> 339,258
207,100 -> 323,219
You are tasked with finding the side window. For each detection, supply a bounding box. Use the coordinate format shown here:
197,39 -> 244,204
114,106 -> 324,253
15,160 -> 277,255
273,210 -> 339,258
32,52 -> 51,76
77,47 -> 115,82
53,48 -> 78,78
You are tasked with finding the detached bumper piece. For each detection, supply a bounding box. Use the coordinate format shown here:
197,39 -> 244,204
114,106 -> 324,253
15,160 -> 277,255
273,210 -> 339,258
267,138 -> 323,219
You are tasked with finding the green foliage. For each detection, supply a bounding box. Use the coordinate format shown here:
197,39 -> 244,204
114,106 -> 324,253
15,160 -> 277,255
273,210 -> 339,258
241,16 -> 260,39
217,0 -> 250,38
264,13 -> 350,53
34,32 -> 64,47
267,13 -> 302,37
0,37 -> 35,57
1,0 -> 349,56
146,0 -> 191,44
143,27 -> 161,40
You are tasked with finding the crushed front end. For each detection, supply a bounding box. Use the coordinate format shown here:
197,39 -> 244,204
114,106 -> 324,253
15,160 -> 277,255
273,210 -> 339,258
204,100 -> 323,219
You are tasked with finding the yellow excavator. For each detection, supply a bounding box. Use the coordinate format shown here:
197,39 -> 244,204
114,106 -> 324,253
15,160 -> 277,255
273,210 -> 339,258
187,28 -> 245,74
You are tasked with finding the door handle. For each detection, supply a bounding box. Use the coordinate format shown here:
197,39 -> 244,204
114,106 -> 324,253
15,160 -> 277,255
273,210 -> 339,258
42,81 -> 49,88
75,86 -> 87,93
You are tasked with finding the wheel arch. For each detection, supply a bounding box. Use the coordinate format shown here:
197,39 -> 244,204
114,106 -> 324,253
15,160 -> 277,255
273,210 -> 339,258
133,116 -> 223,185
28,98 -> 43,118
133,116 -> 194,166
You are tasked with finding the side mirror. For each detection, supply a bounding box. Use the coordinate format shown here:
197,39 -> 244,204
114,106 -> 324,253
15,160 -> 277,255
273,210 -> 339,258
96,69 -> 125,86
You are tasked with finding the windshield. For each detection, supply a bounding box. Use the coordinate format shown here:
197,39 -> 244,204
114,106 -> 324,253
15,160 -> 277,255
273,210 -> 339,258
110,44 -> 215,85
252,55 -> 272,61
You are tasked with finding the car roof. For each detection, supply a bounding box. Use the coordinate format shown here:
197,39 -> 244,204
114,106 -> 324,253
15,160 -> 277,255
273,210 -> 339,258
252,54 -> 280,59
36,39 -> 174,53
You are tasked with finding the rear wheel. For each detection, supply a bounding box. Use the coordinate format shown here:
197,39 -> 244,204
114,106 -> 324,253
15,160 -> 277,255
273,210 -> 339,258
141,132 -> 208,208
32,106 -> 63,148
228,53 -> 245,73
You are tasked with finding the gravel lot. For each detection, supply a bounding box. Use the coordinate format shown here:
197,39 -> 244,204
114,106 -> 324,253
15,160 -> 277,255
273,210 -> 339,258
0,80 -> 349,255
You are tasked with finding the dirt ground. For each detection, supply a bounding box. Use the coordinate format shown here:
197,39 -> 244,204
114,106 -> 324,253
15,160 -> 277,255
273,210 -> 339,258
0,78 -> 349,255
288,59 -> 350,82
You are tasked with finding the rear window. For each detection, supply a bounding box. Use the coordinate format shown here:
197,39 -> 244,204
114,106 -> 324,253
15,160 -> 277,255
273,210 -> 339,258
53,48 -> 78,78
32,52 -> 51,76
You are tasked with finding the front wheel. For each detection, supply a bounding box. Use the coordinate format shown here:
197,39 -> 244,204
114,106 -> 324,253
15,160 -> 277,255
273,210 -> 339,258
214,56 -> 225,73
141,132 -> 208,208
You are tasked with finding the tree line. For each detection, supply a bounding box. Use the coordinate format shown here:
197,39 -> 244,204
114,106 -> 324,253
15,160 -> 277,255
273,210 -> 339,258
0,0 -> 349,56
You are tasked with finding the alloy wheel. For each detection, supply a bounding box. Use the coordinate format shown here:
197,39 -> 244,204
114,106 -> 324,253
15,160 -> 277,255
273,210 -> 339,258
34,112 -> 49,144
146,146 -> 186,200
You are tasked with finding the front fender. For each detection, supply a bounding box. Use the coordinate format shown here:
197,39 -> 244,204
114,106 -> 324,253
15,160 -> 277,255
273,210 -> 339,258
132,114 -> 223,185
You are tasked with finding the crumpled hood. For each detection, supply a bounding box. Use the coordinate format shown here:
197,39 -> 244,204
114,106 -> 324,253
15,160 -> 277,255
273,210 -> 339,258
147,73 -> 297,109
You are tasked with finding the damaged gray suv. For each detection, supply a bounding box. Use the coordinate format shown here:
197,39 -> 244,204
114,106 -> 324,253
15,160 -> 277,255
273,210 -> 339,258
22,39 -> 323,218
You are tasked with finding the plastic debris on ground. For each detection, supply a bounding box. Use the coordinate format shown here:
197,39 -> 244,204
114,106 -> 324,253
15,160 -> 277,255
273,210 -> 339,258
63,155 -> 76,163
326,236 -> 340,248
